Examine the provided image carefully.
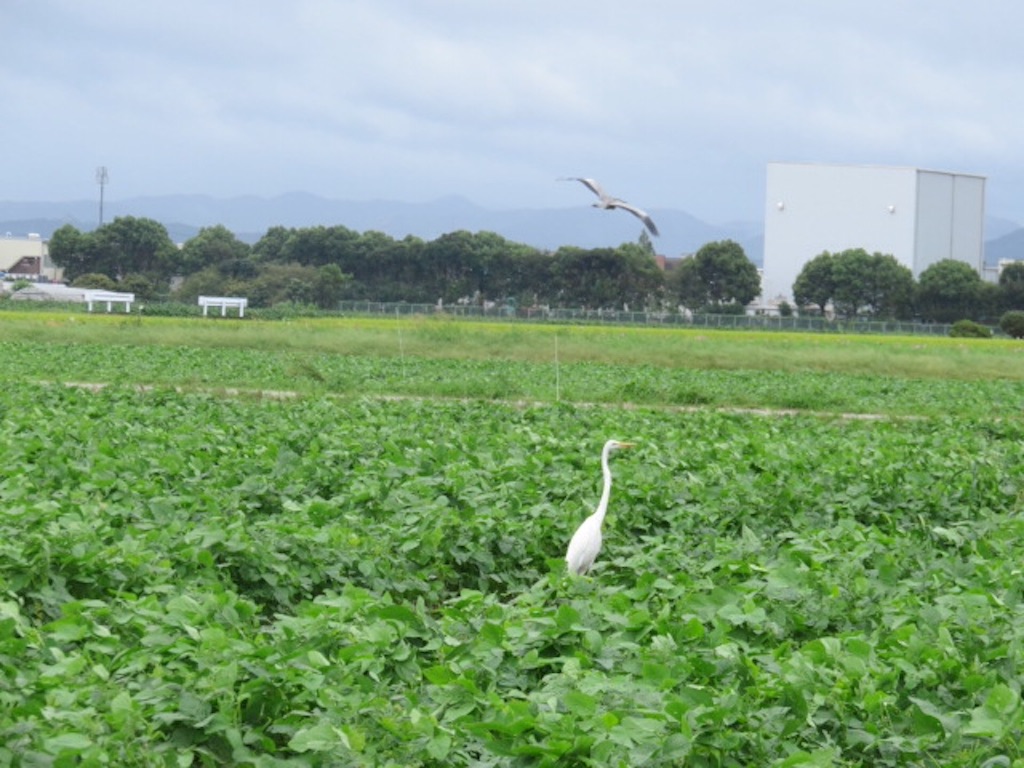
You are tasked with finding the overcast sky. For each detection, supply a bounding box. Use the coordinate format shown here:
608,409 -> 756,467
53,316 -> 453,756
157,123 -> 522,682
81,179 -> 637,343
4,1 -> 1024,225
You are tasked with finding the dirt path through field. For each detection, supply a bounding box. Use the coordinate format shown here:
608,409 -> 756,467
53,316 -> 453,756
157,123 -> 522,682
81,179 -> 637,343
47,379 -> 917,421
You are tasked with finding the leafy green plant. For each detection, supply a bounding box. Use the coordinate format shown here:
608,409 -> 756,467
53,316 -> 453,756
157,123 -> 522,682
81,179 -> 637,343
3,338 -> 1024,419
71,272 -> 119,290
999,310 -> 1024,339
1,378 -> 1022,764
950,319 -> 993,338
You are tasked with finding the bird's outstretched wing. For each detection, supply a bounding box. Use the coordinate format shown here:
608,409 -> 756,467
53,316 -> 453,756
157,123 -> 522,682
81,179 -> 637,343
612,201 -> 660,236
558,177 -> 659,235
558,176 -> 611,203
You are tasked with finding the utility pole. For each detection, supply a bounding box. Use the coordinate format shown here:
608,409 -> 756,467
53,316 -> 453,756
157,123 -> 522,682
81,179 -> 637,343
96,166 -> 108,226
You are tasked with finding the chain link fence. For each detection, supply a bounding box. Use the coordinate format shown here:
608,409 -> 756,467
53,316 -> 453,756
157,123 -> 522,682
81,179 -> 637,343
336,301 -> 958,336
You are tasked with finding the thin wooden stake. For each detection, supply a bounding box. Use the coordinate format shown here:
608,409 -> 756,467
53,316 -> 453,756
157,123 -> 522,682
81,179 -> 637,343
554,334 -> 560,402
396,308 -> 406,379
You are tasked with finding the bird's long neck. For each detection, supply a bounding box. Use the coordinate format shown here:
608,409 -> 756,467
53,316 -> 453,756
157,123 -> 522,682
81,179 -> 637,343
593,444 -> 614,524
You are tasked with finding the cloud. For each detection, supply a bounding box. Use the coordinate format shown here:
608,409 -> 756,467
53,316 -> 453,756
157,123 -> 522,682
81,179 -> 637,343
4,0 -> 1024,222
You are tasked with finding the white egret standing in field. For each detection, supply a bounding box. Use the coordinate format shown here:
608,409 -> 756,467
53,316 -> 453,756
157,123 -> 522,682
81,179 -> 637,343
558,177 -> 660,236
565,440 -> 635,576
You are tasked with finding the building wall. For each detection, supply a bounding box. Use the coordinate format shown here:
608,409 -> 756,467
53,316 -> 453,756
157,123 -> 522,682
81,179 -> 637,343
0,235 -> 60,280
913,171 -> 984,274
762,162 -> 985,304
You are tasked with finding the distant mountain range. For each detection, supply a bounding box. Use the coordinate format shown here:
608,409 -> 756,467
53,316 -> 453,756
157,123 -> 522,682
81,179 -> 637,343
985,223 -> 1024,264
0,192 -> 1020,267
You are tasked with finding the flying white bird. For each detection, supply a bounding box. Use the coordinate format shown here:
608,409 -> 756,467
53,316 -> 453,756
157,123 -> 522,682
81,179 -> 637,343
559,177 -> 660,236
565,439 -> 635,576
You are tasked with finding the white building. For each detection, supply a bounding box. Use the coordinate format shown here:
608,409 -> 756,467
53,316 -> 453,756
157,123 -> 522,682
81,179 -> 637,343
761,162 -> 986,305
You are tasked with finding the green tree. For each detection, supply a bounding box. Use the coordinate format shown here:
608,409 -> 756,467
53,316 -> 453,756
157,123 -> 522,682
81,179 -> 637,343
998,261 -> 1024,311
697,240 -> 760,306
793,251 -> 836,316
830,249 -> 875,318
614,242 -> 665,309
916,259 -> 983,323
312,264 -> 350,309
339,229 -> 399,295
92,216 -> 178,280
71,272 -> 118,290
51,217 -> 177,283
465,231 -> 543,304
507,247 -> 553,308
173,267 -> 228,304
551,247 -> 624,307
278,225 -> 360,267
216,257 -> 260,281
637,229 -> 656,256
548,245 -> 661,309
795,249 -> 913,319
668,240 -> 759,311
49,225 -> 102,282
865,253 -> 913,319
977,281 -> 1003,322
252,226 -> 294,262
179,225 -> 251,275
1000,310 -> 1024,338
421,230 -> 481,302
665,257 -> 706,311
243,263 -> 320,308
120,273 -> 157,301
832,249 -> 913,319
48,224 -> 83,275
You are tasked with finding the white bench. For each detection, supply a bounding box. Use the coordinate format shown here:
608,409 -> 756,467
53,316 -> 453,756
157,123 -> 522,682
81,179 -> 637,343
85,290 -> 135,313
199,295 -> 248,317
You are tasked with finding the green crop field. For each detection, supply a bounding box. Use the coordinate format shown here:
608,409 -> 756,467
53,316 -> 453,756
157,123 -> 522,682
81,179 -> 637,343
1,312 -> 1023,766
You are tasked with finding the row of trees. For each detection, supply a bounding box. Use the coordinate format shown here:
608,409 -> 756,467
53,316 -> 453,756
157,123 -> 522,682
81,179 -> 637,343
793,248 -> 1024,323
46,216 -> 1024,322
48,218 -> 760,311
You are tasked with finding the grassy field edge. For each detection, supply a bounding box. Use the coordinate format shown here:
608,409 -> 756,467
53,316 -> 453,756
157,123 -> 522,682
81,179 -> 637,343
2,310 -> 1023,381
